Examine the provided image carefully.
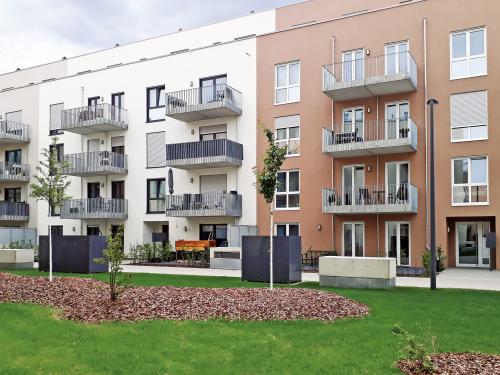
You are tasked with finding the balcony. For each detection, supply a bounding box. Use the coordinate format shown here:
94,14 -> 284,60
166,139 -> 243,170
0,162 -> 30,182
322,184 -> 418,215
165,84 -> 242,122
0,121 -> 31,144
61,104 -> 128,134
322,52 -> 417,101
0,202 -> 29,221
60,198 -> 128,220
62,151 -> 128,177
322,119 -> 417,158
165,192 -> 242,217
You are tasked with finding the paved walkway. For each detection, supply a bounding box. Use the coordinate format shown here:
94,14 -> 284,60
122,265 -> 500,291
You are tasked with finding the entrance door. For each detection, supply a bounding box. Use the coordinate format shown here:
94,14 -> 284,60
386,102 -> 409,140
387,222 -> 410,266
343,222 -> 364,257
343,165 -> 365,206
456,222 -> 491,268
343,108 -> 364,140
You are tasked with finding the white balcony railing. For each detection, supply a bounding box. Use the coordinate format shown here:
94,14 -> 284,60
322,184 -> 418,214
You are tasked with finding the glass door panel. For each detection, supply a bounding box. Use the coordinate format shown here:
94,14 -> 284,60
344,223 -> 364,257
457,222 -> 490,267
387,222 -> 410,266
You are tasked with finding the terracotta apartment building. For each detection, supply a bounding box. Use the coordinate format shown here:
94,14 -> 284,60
257,0 -> 499,270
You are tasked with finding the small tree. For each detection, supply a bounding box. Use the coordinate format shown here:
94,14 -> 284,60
94,225 -> 129,300
253,127 -> 287,290
30,137 -> 71,282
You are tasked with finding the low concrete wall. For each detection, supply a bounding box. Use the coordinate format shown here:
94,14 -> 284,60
210,247 -> 241,270
0,249 -> 35,269
319,256 -> 396,289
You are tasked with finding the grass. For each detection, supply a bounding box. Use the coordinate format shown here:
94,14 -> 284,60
1,270 -> 499,375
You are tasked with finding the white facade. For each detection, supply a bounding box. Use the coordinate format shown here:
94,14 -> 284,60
0,10 -> 276,251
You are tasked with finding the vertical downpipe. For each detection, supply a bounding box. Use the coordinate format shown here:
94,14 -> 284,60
330,36 -> 335,253
80,86 -> 85,235
376,97 -> 380,257
423,18 -> 429,248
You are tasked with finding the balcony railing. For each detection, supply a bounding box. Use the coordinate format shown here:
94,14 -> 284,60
322,183 -> 418,214
62,151 -> 128,177
166,139 -> 243,169
61,104 -> 128,134
61,198 -> 128,219
322,118 -> 417,157
0,162 -> 30,182
0,121 -> 31,143
322,52 -> 417,101
165,83 -> 242,121
0,202 -> 29,221
165,192 -> 242,217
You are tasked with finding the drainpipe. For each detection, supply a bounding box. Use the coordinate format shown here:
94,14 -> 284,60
330,36 -> 335,253
376,97 -> 380,257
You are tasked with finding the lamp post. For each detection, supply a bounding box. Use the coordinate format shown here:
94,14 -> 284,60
427,98 -> 439,290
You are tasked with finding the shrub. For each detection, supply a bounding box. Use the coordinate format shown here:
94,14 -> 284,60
422,246 -> 446,276
392,325 -> 436,374
128,242 -> 173,263
1,240 -> 35,249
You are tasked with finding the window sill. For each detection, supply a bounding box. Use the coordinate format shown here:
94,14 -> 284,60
146,211 -> 166,215
285,154 -> 300,158
275,207 -> 300,211
147,119 -> 166,124
274,100 -> 300,106
451,202 -> 490,207
450,73 -> 487,81
451,137 -> 488,143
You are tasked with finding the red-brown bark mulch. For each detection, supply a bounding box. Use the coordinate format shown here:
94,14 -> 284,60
397,353 -> 500,374
0,273 -> 369,324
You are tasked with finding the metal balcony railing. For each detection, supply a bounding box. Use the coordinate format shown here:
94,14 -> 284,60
61,198 -> 128,219
166,139 -> 243,169
322,52 -> 417,100
165,83 -> 242,121
322,183 -> 418,214
0,162 -> 30,182
61,104 -> 128,134
0,121 -> 31,143
322,118 -> 417,157
0,202 -> 29,221
165,192 -> 242,217
62,151 -> 128,176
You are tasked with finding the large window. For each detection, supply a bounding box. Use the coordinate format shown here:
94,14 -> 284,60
386,222 -> 410,266
146,85 -> 165,122
343,222 -> 364,257
275,223 -> 300,237
450,27 -> 486,79
452,156 -> 488,205
275,115 -> 300,156
451,91 -> 488,141
275,61 -> 300,104
385,41 -> 409,75
5,188 -> 21,202
276,170 -> 300,209
147,178 -> 166,213
342,50 -> 364,81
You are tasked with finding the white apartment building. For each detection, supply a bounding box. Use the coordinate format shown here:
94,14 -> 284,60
0,10 -> 276,250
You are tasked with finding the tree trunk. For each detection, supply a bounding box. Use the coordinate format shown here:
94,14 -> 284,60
269,202 -> 274,291
48,206 -> 53,282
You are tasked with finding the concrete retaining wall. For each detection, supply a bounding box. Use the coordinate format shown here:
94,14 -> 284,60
0,249 -> 35,269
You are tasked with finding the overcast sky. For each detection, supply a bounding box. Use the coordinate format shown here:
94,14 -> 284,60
0,0 -> 297,74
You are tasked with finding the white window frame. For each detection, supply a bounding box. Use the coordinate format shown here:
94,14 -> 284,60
385,221 -> 411,267
342,49 -> 364,82
450,27 -> 487,80
385,100 -> 410,140
342,222 -> 365,257
275,170 -> 300,210
384,41 -> 410,75
274,61 -> 300,105
276,126 -> 300,157
274,223 -> 300,236
450,91 -> 488,143
342,106 -> 365,137
451,156 -> 489,206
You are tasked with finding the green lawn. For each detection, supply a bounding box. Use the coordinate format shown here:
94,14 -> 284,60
1,271 -> 499,375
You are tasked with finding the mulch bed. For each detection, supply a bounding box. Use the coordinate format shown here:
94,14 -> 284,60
0,273 -> 369,324
397,353 -> 500,374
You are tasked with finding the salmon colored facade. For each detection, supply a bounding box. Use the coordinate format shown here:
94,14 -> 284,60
257,0 -> 500,270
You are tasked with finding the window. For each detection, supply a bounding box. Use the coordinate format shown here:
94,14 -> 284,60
146,132 -> 165,168
200,124 -> 227,141
386,101 -> 409,139
275,115 -> 300,156
5,188 -> 21,203
5,149 -> 22,164
385,41 -> 409,75
49,143 -> 64,162
343,108 -> 364,138
51,226 -> 63,236
386,222 -> 410,266
451,27 -> 486,79
276,170 -> 300,209
146,85 -> 165,122
87,226 -> 101,236
111,92 -> 125,108
452,156 -> 488,205
343,222 -> 364,257
275,223 -> 300,237
275,61 -> 300,104
112,181 -> 125,199
147,178 -> 166,213
200,75 -> 227,104
451,91 -> 488,141
49,103 -> 64,135
342,50 -> 364,81
88,97 -> 100,107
